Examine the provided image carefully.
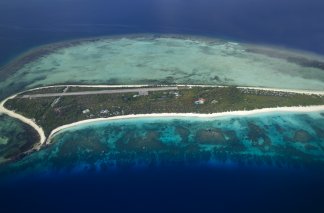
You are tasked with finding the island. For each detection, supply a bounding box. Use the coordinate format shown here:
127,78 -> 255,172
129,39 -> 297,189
0,35 -> 324,165
0,84 -> 323,163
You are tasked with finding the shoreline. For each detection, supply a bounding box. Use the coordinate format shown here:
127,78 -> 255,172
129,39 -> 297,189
1,84 -> 323,149
46,105 -> 324,144
21,84 -> 324,96
0,94 -> 46,148
1,33 -> 324,98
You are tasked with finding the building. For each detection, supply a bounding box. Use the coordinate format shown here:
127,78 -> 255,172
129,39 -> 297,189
100,109 -> 109,114
194,98 -> 206,105
82,109 -> 90,114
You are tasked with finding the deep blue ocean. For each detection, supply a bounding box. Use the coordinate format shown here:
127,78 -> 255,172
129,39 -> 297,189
1,0 -> 324,212
1,114 -> 324,212
1,0 -> 324,66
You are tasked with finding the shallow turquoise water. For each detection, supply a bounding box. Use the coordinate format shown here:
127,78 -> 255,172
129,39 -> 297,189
1,111 -> 323,179
1,2 -> 324,212
1,35 -> 324,99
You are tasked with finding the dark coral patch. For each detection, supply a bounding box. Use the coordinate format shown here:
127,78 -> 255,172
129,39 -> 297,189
196,128 -> 226,144
293,130 -> 312,143
247,122 -> 272,151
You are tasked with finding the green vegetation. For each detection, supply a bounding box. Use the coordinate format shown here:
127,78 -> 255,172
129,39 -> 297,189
5,86 -> 324,136
0,115 -> 39,163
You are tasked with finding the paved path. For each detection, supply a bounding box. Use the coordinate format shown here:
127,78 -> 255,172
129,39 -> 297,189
50,86 -> 69,107
20,87 -> 178,99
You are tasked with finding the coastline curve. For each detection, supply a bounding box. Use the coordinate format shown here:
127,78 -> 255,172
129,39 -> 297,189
1,84 -> 323,154
0,94 -> 46,149
46,105 -> 324,145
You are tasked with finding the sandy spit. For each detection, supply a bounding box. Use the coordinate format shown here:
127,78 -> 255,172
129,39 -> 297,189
0,95 -> 46,147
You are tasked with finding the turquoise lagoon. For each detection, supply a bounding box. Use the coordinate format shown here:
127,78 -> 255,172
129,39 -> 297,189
1,35 -> 324,98
0,35 -> 323,178
0,34 -> 323,211
1,111 -> 323,179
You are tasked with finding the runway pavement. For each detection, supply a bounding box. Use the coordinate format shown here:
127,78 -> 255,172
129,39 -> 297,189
20,87 -> 178,98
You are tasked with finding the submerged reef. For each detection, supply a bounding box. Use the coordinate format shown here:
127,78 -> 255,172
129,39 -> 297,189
0,112 -> 323,178
1,35 -> 324,99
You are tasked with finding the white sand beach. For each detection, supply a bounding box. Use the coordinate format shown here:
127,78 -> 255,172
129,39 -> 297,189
1,84 -> 323,148
24,84 -> 324,96
0,95 -> 46,147
46,105 -> 324,144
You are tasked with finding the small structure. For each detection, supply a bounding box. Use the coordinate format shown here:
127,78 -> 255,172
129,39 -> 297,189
82,109 -> 90,114
169,91 -> 180,97
138,90 -> 149,96
194,98 -> 206,105
100,109 -> 109,114
211,100 -> 218,104
54,108 -> 62,114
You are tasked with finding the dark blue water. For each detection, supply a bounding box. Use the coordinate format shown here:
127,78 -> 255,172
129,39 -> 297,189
1,0 -> 324,66
1,1 -> 324,212
1,114 -> 324,212
1,168 -> 323,212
